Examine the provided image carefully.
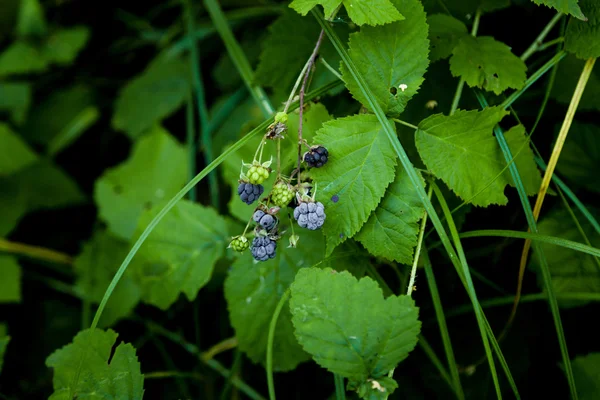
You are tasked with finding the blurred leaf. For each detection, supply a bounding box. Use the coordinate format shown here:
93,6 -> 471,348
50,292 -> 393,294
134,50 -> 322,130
289,268 -> 421,384
572,353 -> 600,399
311,114 -> 398,255
0,255 -> 21,303
565,0 -> 600,59
21,84 -> 96,146
224,230 -> 327,371
551,54 -> 600,111
132,200 -> 228,310
0,41 -> 48,77
289,0 -> 404,26
531,0 -> 586,21
74,231 -> 141,327
0,81 -> 31,124
341,0 -> 429,117
94,126 -> 187,240
0,123 -> 38,176
450,36 -> 527,95
427,14 -> 468,62
16,0 -> 47,37
531,207 -> 600,308
46,328 -> 144,400
42,26 -> 90,65
556,122 -> 600,193
211,96 -> 263,154
0,323 -> 9,374
355,166 -> 425,265
112,55 -> 192,139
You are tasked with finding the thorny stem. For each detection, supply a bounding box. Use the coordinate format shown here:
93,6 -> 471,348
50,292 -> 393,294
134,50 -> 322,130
520,12 -> 563,62
297,29 -> 326,184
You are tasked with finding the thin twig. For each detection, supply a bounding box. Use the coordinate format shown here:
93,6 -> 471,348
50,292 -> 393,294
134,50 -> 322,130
0,238 -> 73,265
407,185 -> 433,296
520,12 -> 563,62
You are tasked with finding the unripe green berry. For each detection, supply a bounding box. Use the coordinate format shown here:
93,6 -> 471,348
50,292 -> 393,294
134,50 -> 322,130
271,182 -> 295,207
247,165 -> 269,184
230,236 -> 249,252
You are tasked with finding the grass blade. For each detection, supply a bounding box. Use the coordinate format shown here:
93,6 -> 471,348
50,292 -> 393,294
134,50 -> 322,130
418,335 -> 455,392
204,0 -> 274,117
334,374 -> 346,400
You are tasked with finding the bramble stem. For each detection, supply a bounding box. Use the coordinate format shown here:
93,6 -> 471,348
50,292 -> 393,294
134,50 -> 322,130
520,12 -> 562,62
407,185 -> 432,296
0,238 -> 73,265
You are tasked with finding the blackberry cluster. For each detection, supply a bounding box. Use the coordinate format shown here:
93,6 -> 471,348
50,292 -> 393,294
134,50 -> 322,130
271,182 -> 295,207
247,165 -> 270,184
251,236 -> 277,261
238,183 -> 264,205
303,146 -> 329,168
293,201 -> 326,230
253,210 -> 276,231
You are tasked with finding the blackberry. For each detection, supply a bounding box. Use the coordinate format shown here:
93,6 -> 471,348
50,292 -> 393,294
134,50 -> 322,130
303,146 -> 329,168
271,182 -> 295,207
253,210 -> 276,231
251,236 -> 277,261
238,183 -> 264,205
293,201 -> 326,230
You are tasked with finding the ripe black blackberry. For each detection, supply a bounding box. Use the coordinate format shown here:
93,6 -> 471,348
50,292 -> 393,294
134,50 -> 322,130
303,146 -> 329,168
251,236 -> 277,261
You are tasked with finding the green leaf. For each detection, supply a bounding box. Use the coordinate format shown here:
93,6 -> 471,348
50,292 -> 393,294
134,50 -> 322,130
0,123 -> 38,176
255,10 -> 345,101
572,353 -> 600,399
289,0 -> 404,26
415,108 -> 541,206
132,200 -> 228,310
450,36 -> 527,95
310,114 -> 397,254
224,230 -> 328,371
0,81 -> 31,124
551,54 -> 600,111
74,231 -> 141,327
531,207 -> 600,308
43,26 -> 90,65
565,0 -> 600,59
531,0 -> 586,21
341,0 -> 429,117
21,84 -> 96,147
0,41 -> 48,77
16,0 -> 47,37
355,166 -> 425,264
427,14 -> 468,63
94,126 -> 187,240
46,328 -> 144,400
556,122 -> 600,194
0,323 -> 9,374
289,267 -> 421,384
0,255 -> 21,303
112,54 -> 192,139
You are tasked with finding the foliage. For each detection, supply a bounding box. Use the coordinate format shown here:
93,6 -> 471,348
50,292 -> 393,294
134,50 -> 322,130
1,0 -> 600,399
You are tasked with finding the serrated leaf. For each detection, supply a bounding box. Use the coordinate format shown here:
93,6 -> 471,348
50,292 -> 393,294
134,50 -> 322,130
290,267 -> 421,383
112,55 -> 192,139
556,122 -> 600,194
0,82 -> 31,124
224,230 -> 328,371
132,200 -> 228,310
450,36 -> 527,95
531,0 -> 586,21
0,255 -> 21,303
416,109 -> 541,206
0,41 -> 48,77
572,353 -> 600,399
16,0 -> 47,37
310,114 -> 397,254
289,0 -> 404,26
46,328 -> 144,400
427,14 -> 468,62
530,207 -> 600,308
94,126 -> 187,240
565,0 -> 600,59
355,166 -> 425,265
255,10 -> 345,101
0,323 -> 9,374
551,54 -> 600,111
74,231 -> 141,327
341,0 -> 429,117
43,26 -> 90,65
0,123 -> 38,176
